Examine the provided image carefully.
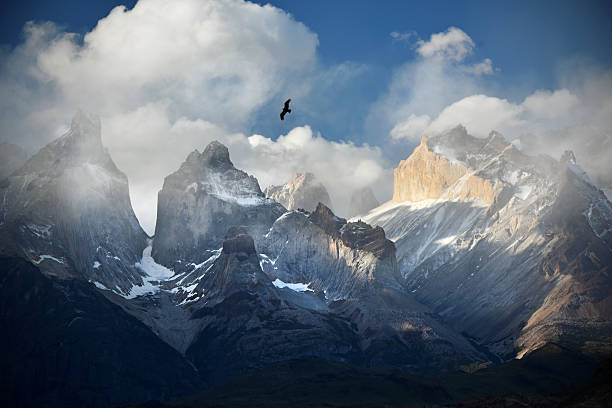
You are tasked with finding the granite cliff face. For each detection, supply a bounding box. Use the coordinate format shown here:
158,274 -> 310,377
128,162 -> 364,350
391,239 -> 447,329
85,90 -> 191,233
152,141 -> 285,272
348,186 -> 380,218
393,129 -> 503,204
361,125 -> 612,358
0,110 -> 148,293
264,172 -> 333,212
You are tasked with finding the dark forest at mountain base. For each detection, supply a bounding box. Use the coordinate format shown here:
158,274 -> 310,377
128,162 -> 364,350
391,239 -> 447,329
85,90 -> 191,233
127,346 -> 611,408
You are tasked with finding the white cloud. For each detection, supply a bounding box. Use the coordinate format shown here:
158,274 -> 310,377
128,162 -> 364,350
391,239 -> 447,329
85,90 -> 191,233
426,94 -> 525,138
368,27 -> 496,143
416,27 -> 474,62
31,0 -> 318,127
0,0 -> 320,154
522,89 -> 578,119
462,58 -> 494,76
1,0 -> 395,233
390,114 -> 431,141
390,31 -> 415,42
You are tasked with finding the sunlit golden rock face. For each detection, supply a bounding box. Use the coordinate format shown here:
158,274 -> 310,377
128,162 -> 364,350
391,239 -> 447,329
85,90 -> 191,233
393,136 -> 497,204
393,137 -> 467,202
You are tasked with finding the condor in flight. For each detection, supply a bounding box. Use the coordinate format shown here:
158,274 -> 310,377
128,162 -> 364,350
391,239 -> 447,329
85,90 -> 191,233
280,99 -> 291,120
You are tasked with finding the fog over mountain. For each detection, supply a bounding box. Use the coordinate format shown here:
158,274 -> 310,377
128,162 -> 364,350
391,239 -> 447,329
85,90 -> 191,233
1,1 -> 612,406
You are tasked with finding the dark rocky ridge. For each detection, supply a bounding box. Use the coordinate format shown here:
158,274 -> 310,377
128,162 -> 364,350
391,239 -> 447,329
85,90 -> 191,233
308,203 -> 394,259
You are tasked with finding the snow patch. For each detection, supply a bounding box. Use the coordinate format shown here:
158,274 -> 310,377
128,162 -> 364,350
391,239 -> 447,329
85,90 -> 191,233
93,261 -> 101,269
135,245 -> 174,280
272,278 -> 313,292
33,254 -> 64,265
126,244 -> 175,299
92,281 -> 109,291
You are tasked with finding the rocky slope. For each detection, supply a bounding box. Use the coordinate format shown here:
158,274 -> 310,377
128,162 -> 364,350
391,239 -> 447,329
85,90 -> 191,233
0,110 -> 148,294
0,141 -> 28,179
264,172 -> 333,212
152,141 -> 285,272
257,203 -> 484,368
360,125 -> 612,358
348,186 -> 380,218
184,226 -> 362,382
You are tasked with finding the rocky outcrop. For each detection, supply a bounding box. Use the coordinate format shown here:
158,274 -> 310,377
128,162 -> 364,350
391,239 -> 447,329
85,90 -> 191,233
258,203 -> 483,368
260,203 -> 402,297
193,226 -> 277,302
348,186 -> 379,218
0,141 -> 28,179
0,110 -> 148,293
363,125 -> 612,359
152,141 -> 285,271
184,227 -> 360,383
264,172 -> 333,212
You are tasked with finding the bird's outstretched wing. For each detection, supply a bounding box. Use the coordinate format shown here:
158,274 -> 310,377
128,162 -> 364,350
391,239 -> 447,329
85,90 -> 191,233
280,111 -> 286,120
284,99 -> 291,110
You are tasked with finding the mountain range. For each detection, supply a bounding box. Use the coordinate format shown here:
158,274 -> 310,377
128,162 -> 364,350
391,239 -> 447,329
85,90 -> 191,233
1,111 -> 610,407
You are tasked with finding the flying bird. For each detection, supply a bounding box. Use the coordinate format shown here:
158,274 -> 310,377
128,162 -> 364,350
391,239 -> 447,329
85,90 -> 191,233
280,99 -> 291,120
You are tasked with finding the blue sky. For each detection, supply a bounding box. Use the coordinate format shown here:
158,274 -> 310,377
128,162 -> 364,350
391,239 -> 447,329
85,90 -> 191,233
1,0 -> 611,231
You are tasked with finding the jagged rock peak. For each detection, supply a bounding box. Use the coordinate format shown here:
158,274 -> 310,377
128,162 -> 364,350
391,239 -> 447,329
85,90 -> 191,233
202,140 -> 233,169
222,226 -> 256,255
171,141 -> 263,197
182,141 -> 233,171
308,202 -> 346,238
341,221 -> 395,259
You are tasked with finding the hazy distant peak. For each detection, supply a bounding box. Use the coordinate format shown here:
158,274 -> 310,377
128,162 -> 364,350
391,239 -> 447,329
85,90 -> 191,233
348,186 -> 379,218
265,172 -> 333,212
